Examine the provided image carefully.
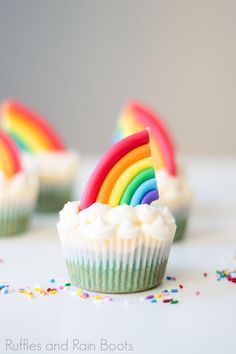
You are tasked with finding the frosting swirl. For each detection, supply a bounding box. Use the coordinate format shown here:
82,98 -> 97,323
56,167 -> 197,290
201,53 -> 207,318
23,151 -> 79,183
58,201 -> 176,241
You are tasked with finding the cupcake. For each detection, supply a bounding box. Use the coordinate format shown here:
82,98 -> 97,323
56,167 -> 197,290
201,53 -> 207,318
58,130 -> 176,293
0,100 -> 79,213
114,101 -> 192,241
0,131 -> 38,236
154,163 -> 192,241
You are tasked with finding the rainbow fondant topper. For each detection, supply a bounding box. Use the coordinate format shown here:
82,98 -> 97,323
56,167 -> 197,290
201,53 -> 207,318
114,101 -> 176,176
0,131 -> 22,178
80,130 -> 159,210
0,100 -> 65,153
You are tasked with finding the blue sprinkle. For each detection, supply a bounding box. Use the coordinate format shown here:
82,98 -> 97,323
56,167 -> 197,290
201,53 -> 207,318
150,299 -> 157,303
49,278 -> 55,283
166,276 -> 172,280
3,288 -> 9,294
171,289 -> 178,293
0,285 -> 6,290
162,289 -> 169,293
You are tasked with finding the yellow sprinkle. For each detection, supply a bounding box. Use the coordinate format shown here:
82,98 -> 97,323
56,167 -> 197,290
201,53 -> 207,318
76,289 -> 83,295
94,295 -> 102,301
48,290 -> 57,295
155,293 -> 162,298
19,289 -> 26,294
34,287 -> 43,293
28,293 -> 34,299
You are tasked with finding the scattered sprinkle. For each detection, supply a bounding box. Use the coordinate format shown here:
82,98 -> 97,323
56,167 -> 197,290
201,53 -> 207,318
150,299 -> 157,303
49,278 -> 55,283
171,289 -> 178,293
203,273 -> 208,277
179,284 -> 184,289
170,300 -> 179,304
93,295 -> 103,301
103,296 -> 113,302
166,276 -> 176,281
216,269 -> 236,284
194,291 -> 200,296
145,295 -> 154,300
163,298 -> 173,303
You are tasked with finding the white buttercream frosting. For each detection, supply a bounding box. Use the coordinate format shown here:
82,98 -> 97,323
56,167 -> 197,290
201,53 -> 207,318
22,151 -> 79,183
58,201 -> 176,241
155,168 -> 192,209
0,171 -> 38,208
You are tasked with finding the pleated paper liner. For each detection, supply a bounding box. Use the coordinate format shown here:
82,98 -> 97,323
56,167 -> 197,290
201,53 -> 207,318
58,226 -> 174,293
0,204 -> 35,237
36,182 -> 74,213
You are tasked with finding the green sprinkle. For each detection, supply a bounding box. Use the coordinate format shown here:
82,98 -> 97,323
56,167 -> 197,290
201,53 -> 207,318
170,300 -> 179,304
64,282 -> 71,287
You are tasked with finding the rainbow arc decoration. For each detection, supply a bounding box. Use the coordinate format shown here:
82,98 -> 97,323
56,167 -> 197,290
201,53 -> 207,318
0,100 -> 65,153
114,101 -> 176,176
0,131 -> 22,178
80,130 -> 159,210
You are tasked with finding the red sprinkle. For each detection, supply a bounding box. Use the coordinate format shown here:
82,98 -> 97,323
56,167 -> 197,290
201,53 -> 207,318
204,273 -> 207,277
163,298 -> 173,303
179,284 -> 184,289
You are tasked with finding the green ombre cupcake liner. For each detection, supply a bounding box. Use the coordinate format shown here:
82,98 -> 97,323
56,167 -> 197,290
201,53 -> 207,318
0,206 -> 34,237
66,259 -> 168,293
172,205 -> 190,242
36,183 -> 74,213
58,226 -> 174,293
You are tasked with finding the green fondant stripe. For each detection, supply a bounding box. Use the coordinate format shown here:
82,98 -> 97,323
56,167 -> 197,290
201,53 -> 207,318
5,130 -> 33,152
119,168 -> 155,205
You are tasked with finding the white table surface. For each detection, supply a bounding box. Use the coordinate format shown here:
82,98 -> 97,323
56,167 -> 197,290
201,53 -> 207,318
0,155 -> 236,354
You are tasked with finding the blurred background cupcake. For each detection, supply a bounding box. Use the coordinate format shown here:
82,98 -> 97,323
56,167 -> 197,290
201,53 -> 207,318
114,101 -> 192,241
0,131 -> 38,236
0,100 -> 79,213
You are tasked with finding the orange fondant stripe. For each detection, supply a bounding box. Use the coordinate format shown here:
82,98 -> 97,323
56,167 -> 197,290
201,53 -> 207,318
0,142 -> 14,177
5,112 -> 55,151
96,143 -> 150,204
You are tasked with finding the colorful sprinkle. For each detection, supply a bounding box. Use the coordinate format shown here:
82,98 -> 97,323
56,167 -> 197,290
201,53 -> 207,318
170,300 -> 179,304
103,296 -> 113,302
216,269 -> 236,284
145,295 -> 154,300
150,299 -> 157,303
93,295 -> 103,301
163,298 -> 173,303
64,282 -> 71,287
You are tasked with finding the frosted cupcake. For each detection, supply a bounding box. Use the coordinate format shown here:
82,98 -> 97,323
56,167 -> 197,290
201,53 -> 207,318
155,163 -> 192,241
0,100 -> 79,213
0,131 -> 38,236
58,130 -> 176,293
114,101 -> 192,241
